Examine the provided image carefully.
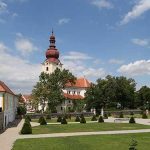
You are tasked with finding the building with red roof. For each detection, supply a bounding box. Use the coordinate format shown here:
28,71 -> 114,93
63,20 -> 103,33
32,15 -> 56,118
0,81 -> 18,129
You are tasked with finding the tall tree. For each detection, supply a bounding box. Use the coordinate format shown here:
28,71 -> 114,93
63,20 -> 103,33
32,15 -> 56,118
32,68 -> 76,112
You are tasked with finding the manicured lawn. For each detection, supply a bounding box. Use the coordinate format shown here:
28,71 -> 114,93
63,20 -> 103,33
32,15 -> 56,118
12,133 -> 150,150
32,123 -> 150,134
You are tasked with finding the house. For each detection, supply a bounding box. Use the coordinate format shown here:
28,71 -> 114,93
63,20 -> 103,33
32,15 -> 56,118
0,81 -> 18,129
21,95 -> 33,112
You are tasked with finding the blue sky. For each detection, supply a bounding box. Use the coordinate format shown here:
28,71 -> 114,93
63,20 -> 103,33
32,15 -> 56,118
0,0 -> 150,94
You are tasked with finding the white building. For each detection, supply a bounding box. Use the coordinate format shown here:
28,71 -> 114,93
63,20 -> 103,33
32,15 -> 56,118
0,81 -> 18,128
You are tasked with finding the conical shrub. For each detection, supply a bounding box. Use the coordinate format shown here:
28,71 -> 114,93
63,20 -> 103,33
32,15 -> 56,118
129,116 -> 136,123
80,115 -> 86,124
61,117 -> 67,124
57,116 -> 62,122
91,115 -> 97,121
98,116 -> 104,123
142,113 -> 148,119
75,116 -> 80,122
39,116 -> 47,125
21,122 -> 32,134
104,113 -> 108,119
119,112 -> 124,118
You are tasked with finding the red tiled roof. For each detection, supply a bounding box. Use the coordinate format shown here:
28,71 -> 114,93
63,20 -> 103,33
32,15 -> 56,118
64,93 -> 84,100
66,77 -> 90,88
22,95 -> 31,102
0,81 -> 14,95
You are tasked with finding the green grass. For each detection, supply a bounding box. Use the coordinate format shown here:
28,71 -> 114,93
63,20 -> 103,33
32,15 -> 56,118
32,122 -> 150,134
12,132 -> 150,150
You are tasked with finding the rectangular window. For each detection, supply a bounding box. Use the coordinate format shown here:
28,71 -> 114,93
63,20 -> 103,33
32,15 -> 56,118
46,67 -> 49,71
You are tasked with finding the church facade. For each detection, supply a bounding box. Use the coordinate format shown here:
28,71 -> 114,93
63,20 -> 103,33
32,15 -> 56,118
41,31 -> 90,113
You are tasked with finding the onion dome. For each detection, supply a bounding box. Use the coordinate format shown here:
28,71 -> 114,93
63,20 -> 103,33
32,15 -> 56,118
45,30 -> 60,63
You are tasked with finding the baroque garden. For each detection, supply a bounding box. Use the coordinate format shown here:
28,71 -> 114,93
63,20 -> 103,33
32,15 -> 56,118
1,32 -> 150,150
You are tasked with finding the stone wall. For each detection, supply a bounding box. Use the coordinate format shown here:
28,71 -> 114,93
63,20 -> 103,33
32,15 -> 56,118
0,112 -> 4,131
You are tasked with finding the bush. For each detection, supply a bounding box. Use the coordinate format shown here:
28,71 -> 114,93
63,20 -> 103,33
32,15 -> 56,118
142,113 -> 148,119
108,112 -> 111,117
119,112 -> 124,118
64,114 -> 68,119
25,115 -> 31,122
17,106 -> 26,115
104,113 -> 108,119
80,115 -> 86,124
91,115 -> 97,121
98,116 -> 104,123
21,122 -> 32,134
61,117 -> 67,124
75,116 -> 80,122
40,116 -> 47,125
46,114 -> 51,120
57,116 -> 62,122
38,116 -> 43,123
129,116 -> 136,123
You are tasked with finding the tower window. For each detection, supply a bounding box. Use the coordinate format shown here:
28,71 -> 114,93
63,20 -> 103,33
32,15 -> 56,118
46,67 -> 49,71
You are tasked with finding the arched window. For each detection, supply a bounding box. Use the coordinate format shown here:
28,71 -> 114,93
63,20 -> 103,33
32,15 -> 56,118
46,67 -> 48,71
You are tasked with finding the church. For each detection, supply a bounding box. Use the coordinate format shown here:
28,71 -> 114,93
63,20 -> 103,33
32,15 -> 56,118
41,31 -> 91,113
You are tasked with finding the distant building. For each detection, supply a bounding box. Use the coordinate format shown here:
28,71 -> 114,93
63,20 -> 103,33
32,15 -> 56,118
22,95 -> 33,112
0,81 -> 18,129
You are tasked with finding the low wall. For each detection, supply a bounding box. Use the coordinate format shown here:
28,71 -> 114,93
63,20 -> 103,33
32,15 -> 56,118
0,112 -> 4,131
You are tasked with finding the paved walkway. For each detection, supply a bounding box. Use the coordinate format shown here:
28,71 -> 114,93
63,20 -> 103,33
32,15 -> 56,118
0,118 -> 150,150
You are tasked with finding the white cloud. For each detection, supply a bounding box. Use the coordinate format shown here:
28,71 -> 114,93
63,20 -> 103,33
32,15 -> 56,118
62,51 -> 93,60
15,33 -> 38,56
132,38 -> 150,47
58,18 -> 70,25
0,42 -> 40,94
118,60 -> 150,76
121,0 -> 150,25
0,1 -> 8,14
91,0 -> 113,9
109,59 -> 124,64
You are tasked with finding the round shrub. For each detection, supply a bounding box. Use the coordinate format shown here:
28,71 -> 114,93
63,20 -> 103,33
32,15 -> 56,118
80,115 -> 86,124
119,112 -> 124,118
129,116 -> 136,123
91,115 -> 97,121
61,117 -> 67,124
21,122 -> 32,134
104,113 -> 108,119
98,116 -> 104,123
57,116 -> 62,122
142,113 -> 148,119
75,116 -> 80,122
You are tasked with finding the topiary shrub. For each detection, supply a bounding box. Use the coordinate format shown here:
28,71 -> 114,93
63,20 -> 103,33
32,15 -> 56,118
21,122 -> 32,134
61,117 -> 67,124
104,113 -> 108,119
80,115 -> 86,124
38,116 -> 43,123
46,114 -> 51,120
91,115 -> 97,121
119,112 -> 124,118
57,116 -> 62,122
98,116 -> 104,123
129,116 -> 136,123
40,116 -> 47,125
75,116 -> 80,122
142,113 -> 148,119
108,112 -> 111,117
25,115 -> 31,122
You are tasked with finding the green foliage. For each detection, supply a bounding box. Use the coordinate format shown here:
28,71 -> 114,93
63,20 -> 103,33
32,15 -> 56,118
130,112 -> 134,116
46,114 -> 51,120
73,100 -> 85,112
32,68 -> 76,112
129,138 -> 138,150
142,113 -> 148,119
104,113 -> 108,119
25,115 -> 31,122
61,117 -> 67,124
119,112 -> 124,118
75,116 -> 80,122
39,116 -> 47,125
91,115 -> 97,121
21,121 -> 32,134
80,115 -> 86,123
57,116 -> 62,122
17,106 -> 26,115
98,116 -> 104,123
129,117 -> 136,124
85,75 -> 136,111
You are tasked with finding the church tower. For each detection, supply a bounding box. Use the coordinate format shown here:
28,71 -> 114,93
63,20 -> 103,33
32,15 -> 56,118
42,31 -> 62,74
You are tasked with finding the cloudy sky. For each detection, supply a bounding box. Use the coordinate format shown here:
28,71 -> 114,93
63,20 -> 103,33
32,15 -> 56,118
0,0 -> 150,94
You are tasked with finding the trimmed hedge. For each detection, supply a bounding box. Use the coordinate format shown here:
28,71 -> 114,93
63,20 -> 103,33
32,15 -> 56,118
80,115 -> 86,124
119,112 -> 124,118
25,115 -> 31,122
61,117 -> 67,124
104,113 -> 108,119
91,115 -> 97,121
75,116 -> 80,122
142,113 -> 148,119
129,116 -> 136,124
98,116 -> 104,123
57,116 -> 62,122
39,116 -> 47,125
21,121 -> 32,134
